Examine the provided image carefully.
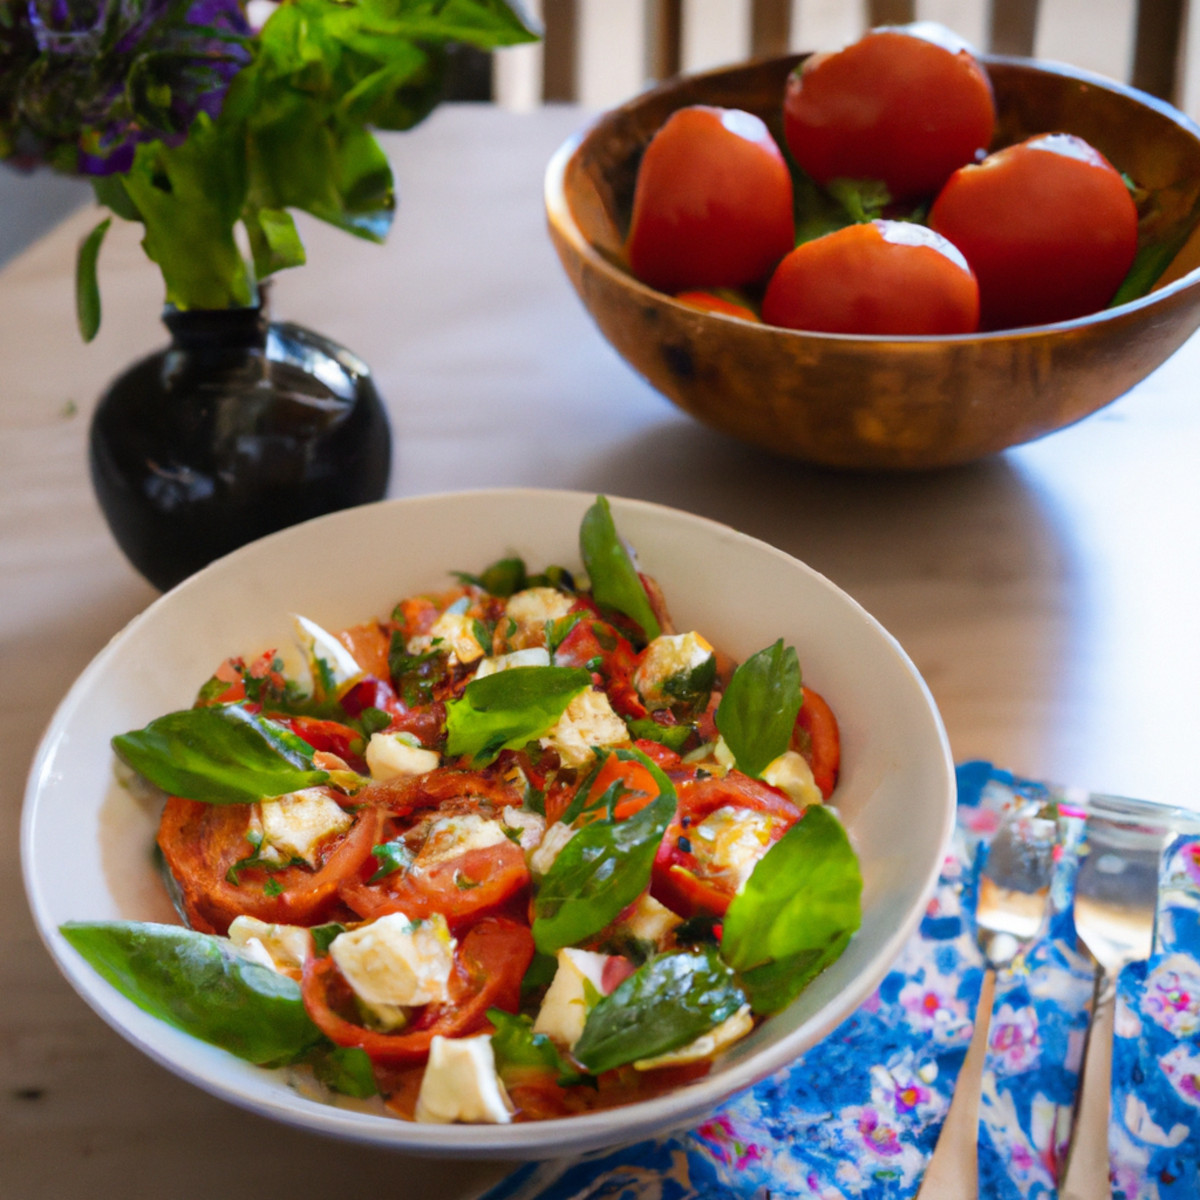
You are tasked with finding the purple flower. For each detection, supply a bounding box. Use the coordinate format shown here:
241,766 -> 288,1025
2,0 -> 251,175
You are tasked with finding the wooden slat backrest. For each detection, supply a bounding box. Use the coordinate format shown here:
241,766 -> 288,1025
494,0 -> 1195,119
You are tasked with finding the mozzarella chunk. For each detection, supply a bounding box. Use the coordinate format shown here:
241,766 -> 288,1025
528,819 -> 576,877
228,916 -> 313,973
414,1035 -> 513,1125
540,687 -> 630,769
250,787 -> 353,867
472,646 -> 551,679
501,587 -> 575,650
293,613 -> 363,690
330,913 -> 456,1032
533,948 -> 615,1049
634,631 -> 715,710
691,805 -> 787,891
417,813 -> 509,866
500,807 -> 546,853
619,891 -> 683,945
365,732 -> 441,782
761,749 -> 822,808
633,1005 -> 755,1070
411,610 -> 486,666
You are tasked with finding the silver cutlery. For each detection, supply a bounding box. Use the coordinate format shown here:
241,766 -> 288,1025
1062,793 -> 1200,1196
919,801 -> 1057,1199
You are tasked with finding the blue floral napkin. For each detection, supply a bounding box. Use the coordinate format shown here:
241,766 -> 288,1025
477,765 -> 1197,1200
1109,833 -> 1200,1200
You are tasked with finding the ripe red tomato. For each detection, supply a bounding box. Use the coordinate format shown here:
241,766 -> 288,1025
761,219 -> 980,335
626,105 -> 795,293
674,290 -> 760,321
782,24 -> 996,202
929,133 -> 1139,329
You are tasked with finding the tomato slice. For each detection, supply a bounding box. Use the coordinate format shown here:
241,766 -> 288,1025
339,838 -> 531,930
339,768 -> 530,929
554,615 -> 646,719
795,685 -> 840,799
276,714 -> 366,770
650,772 -> 802,918
157,795 -> 384,935
301,916 -> 534,1065
354,766 -> 523,818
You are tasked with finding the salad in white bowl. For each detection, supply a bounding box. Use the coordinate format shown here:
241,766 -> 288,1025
23,489 -> 954,1157
60,496 -> 860,1125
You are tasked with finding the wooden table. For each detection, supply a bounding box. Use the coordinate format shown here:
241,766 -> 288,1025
3,102 -> 1197,1200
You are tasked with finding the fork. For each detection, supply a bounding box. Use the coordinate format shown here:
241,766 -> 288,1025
1061,793 -> 1200,1196
918,802 -> 1058,1198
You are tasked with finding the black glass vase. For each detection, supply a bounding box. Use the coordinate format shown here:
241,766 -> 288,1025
89,306 -> 391,592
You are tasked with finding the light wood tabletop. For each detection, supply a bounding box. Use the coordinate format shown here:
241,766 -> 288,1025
3,101 -> 1198,1199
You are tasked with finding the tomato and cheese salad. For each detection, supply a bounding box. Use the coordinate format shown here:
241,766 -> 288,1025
62,497 -> 861,1125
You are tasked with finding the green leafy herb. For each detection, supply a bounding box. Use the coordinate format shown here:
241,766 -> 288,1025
454,556 -> 528,597
625,718 -> 693,752
368,839 -> 415,884
714,639 -> 802,779
387,638 -> 445,707
572,947 -> 746,1074
532,748 -> 676,956
75,217 -> 111,343
520,949 -> 560,1001
112,704 -> 332,805
309,923 -> 346,955
65,0 -> 539,336
720,804 -> 862,1014
579,496 -> 661,644
444,666 -> 591,767
487,1008 -> 586,1086
357,707 -> 393,739
547,610 -> 587,655
59,921 -> 323,1066
309,1044 -> 379,1098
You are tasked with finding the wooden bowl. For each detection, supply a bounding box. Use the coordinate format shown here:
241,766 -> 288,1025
545,55 -> 1200,470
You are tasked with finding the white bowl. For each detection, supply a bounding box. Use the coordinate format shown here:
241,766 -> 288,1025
21,488 -> 954,1158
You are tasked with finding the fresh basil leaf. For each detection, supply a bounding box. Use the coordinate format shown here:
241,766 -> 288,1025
737,933 -> 853,1016
59,921 -> 323,1066
244,204 -> 306,279
532,748 -> 675,955
309,1044 -> 378,1098
454,556 -> 528,596
553,753 -> 608,827
572,947 -> 745,1074
625,718 -> 693,752
368,838 -> 414,883
720,805 -> 862,1014
112,704 -> 330,805
357,707 -> 393,738
579,496 -> 661,644
75,217 -> 111,342
547,610 -> 586,655
388,637 -> 444,706
309,922 -> 346,955
714,639 -> 802,779
444,666 -> 591,767
520,949 -> 559,1002
487,1008 -> 586,1086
